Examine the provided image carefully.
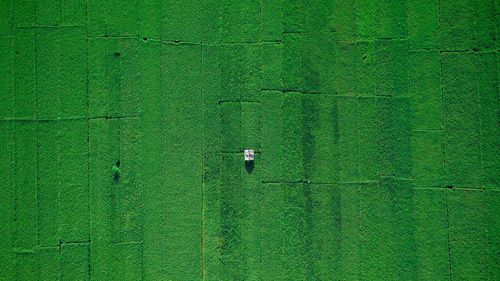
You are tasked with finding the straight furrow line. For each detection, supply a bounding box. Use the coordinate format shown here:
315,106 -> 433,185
444,189 -> 453,281
218,100 -> 261,105
12,25 -> 86,29
112,241 -> 143,246
0,116 -> 141,122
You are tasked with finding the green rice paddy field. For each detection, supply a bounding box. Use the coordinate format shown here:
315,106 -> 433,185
0,0 -> 499,280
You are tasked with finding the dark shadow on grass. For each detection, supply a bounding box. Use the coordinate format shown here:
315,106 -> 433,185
245,161 -> 254,174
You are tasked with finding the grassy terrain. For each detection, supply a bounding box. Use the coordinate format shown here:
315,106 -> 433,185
0,0 -> 498,280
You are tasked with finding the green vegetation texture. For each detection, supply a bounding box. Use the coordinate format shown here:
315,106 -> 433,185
0,0 -> 499,280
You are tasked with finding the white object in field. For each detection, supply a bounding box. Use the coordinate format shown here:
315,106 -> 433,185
244,149 -> 255,161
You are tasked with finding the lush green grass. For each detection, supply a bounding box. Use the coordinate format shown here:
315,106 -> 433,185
0,0 -> 498,280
